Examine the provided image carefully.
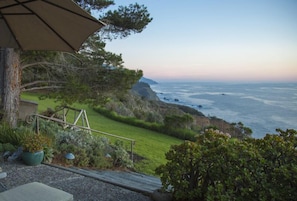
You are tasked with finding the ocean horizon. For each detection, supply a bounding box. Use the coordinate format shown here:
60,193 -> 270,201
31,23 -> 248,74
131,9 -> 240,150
150,82 -> 297,138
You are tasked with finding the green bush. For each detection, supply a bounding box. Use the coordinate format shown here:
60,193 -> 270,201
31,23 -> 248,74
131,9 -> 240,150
245,129 -> 297,201
55,129 -> 133,169
0,120 -> 134,169
43,146 -> 54,163
111,140 -> 133,168
88,148 -> 113,169
156,129 -> 297,201
35,118 -> 61,139
94,107 -> 197,141
0,143 -> 17,152
0,123 -> 23,146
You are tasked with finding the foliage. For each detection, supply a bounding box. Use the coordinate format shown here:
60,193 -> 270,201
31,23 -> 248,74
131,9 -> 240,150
111,140 -> 133,168
23,92 -> 184,174
0,143 -> 17,152
165,128 -> 196,141
21,132 -> 52,153
0,122 -> 53,162
101,3 -> 153,39
164,114 -> 194,130
75,0 -> 114,11
156,129 -> 297,201
55,130 -> 95,149
21,51 -> 143,106
0,123 -> 23,146
245,129 -> 297,201
36,118 -> 61,138
94,106 -> 197,141
55,129 -> 133,169
230,121 -> 253,138
20,0 -> 151,107
43,146 -> 54,163
95,91 -> 251,140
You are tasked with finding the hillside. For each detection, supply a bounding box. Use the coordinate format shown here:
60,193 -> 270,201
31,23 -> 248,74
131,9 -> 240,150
127,81 -> 249,138
131,82 -> 159,101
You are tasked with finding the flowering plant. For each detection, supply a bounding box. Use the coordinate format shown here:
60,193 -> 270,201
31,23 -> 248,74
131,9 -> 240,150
22,134 -> 52,153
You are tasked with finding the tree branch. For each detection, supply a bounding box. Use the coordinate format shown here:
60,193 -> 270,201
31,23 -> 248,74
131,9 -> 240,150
21,86 -> 64,92
21,80 -> 66,89
22,62 -> 59,70
22,61 -> 87,71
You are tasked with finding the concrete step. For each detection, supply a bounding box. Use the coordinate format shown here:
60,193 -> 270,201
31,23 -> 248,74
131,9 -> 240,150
0,182 -> 73,201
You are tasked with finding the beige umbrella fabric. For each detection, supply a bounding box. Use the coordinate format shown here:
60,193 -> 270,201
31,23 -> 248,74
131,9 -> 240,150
0,0 -> 105,52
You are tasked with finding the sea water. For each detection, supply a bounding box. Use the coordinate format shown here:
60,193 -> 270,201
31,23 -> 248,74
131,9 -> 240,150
150,82 -> 297,138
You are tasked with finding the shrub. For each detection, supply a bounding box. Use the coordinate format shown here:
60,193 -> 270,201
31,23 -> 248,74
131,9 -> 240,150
94,107 -> 198,141
35,118 -> 61,139
55,129 -> 133,169
111,140 -> 133,169
0,143 -> 17,152
245,129 -> 297,201
55,130 -> 94,149
43,146 -> 54,163
0,123 -> 23,146
156,129 -> 297,201
21,133 -> 52,152
146,112 -> 163,123
88,149 -> 113,169
164,114 -> 193,130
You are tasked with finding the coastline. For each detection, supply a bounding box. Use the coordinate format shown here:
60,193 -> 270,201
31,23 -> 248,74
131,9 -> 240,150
132,81 -> 250,138
148,81 -> 297,138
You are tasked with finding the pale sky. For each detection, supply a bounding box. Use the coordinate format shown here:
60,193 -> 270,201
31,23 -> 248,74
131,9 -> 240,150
104,0 -> 297,82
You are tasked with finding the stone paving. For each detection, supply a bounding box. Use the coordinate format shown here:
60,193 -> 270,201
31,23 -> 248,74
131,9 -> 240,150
0,161 -> 157,201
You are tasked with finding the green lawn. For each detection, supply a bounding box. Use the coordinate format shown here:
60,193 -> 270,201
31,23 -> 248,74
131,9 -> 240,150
21,93 -> 182,175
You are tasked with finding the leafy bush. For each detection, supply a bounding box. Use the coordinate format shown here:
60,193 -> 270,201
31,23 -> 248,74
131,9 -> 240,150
35,118 -> 61,139
21,133 -> 52,152
43,146 -> 54,163
156,129 -> 297,201
0,123 -> 55,162
164,114 -> 193,130
94,107 -> 197,141
245,129 -> 297,201
55,129 -> 133,169
0,143 -> 17,152
0,123 -> 23,146
55,130 -> 95,148
146,112 -> 163,123
111,140 -> 133,168
0,120 -> 133,169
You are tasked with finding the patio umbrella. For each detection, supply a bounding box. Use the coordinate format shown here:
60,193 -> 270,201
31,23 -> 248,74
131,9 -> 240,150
0,0 -> 105,127
0,0 -> 105,52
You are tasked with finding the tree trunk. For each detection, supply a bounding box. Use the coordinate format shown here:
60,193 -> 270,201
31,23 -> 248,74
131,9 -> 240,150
1,48 -> 21,127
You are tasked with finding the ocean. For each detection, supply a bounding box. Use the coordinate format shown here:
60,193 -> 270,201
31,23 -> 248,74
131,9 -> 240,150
150,82 -> 297,138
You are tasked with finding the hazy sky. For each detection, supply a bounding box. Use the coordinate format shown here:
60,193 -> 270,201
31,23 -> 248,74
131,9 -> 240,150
104,0 -> 297,82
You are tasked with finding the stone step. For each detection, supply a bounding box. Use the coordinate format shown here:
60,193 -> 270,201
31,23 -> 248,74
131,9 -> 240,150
0,182 -> 73,201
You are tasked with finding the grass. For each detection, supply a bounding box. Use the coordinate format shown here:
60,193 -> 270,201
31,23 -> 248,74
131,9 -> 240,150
21,93 -> 182,175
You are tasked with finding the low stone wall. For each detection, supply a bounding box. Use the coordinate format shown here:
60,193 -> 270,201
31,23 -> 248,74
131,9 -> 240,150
19,100 -> 38,121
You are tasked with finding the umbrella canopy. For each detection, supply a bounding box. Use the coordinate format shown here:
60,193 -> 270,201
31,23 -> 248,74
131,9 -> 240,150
0,0 -> 105,52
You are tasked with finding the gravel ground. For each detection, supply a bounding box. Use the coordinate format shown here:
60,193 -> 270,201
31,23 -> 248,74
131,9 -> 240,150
0,161 -> 153,201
